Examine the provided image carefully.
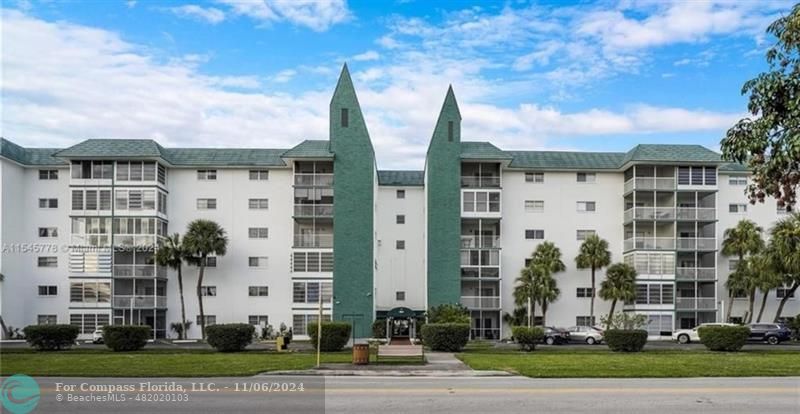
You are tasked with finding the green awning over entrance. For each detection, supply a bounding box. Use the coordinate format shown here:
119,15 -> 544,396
386,307 -> 416,318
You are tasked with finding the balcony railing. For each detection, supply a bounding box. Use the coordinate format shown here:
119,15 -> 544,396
460,235 -> 501,249
460,296 -> 501,309
461,176 -> 501,188
113,295 -> 167,309
676,208 -> 716,221
461,267 -> 500,278
294,173 -> 333,187
675,297 -> 716,310
624,177 -> 676,192
624,237 -> 675,251
676,267 -> 716,281
114,235 -> 159,247
294,204 -> 334,217
294,234 -> 334,248
623,207 -> 675,222
676,238 -> 717,251
113,265 -> 167,278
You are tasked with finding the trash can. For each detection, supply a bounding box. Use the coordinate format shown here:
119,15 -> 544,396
275,336 -> 284,352
352,344 -> 369,365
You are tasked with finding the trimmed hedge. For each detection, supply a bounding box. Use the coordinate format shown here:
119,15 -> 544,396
420,323 -> 470,352
23,324 -> 79,351
103,325 -> 150,352
605,329 -> 648,352
206,324 -> 255,352
698,325 -> 751,352
372,319 -> 387,338
308,322 -> 352,352
512,326 -> 545,352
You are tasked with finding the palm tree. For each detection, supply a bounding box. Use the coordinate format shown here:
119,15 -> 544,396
575,234 -> 611,324
598,263 -> 637,328
770,213 -> 800,321
733,258 -> 762,324
534,268 -> 560,326
183,220 -> 228,340
155,233 -> 189,339
529,242 -> 565,326
724,269 -> 748,322
531,241 -> 566,276
721,219 -> 764,322
513,266 -> 537,327
749,252 -> 783,322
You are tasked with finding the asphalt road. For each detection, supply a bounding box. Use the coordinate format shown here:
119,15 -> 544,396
23,376 -> 800,414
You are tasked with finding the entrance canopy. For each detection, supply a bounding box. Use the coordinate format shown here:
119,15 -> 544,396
386,307 -> 417,319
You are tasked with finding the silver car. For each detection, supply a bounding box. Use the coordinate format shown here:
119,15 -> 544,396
566,326 -> 603,345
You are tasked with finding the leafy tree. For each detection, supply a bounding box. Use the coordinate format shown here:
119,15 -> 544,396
720,5 -> 800,210
598,263 -> 637,328
575,234 -> 612,323
771,213 -> 800,321
721,219 -> 765,322
156,233 -> 189,339
183,220 -> 228,339
426,303 -> 470,324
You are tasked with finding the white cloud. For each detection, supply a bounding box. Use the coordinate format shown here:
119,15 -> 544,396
126,1 -> 137,9
269,69 -> 297,83
218,0 -> 351,32
169,5 -> 226,25
353,50 -> 380,61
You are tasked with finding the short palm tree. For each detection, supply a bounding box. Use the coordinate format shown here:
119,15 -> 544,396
183,220 -> 228,340
529,242 -> 565,326
733,258 -> 763,323
721,219 -> 764,322
599,263 -> 637,328
770,213 -> 800,321
724,268 -> 748,322
513,266 -> 537,327
533,268 -> 560,326
750,252 -> 783,322
575,234 -> 611,324
531,241 -> 566,276
155,233 -> 189,339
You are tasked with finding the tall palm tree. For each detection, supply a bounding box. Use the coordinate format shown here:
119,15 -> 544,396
534,269 -> 560,326
513,266 -> 537,327
183,220 -> 228,340
575,234 -> 611,324
530,242 -> 565,326
531,242 -> 566,276
599,263 -> 637,328
750,252 -> 783,322
155,233 -> 189,339
733,258 -> 762,324
721,219 -> 764,322
770,213 -> 800,321
724,268 -> 748,322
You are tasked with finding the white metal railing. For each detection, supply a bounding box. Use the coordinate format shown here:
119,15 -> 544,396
676,207 -> 716,221
460,296 -> 501,309
460,235 -> 501,249
114,235 -> 158,247
294,173 -> 333,187
676,238 -> 717,251
461,176 -> 501,188
623,207 -> 675,221
294,234 -> 334,248
112,295 -> 167,308
461,267 -> 500,278
113,265 -> 167,278
294,204 -> 334,217
624,237 -> 675,251
676,267 -> 716,281
675,297 -> 716,310
70,235 -> 111,247
624,177 -> 676,192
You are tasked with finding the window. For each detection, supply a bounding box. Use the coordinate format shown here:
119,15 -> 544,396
679,166 -> 716,185
248,199 -> 269,209
293,282 -> 333,303
576,172 -> 596,183
71,161 -> 113,179
396,240 -> 405,250
203,257 -> 217,267
38,285 -> 58,296
39,198 -> 58,209
576,230 -> 596,241
249,170 -> 269,180
128,190 -> 143,210
704,167 -> 717,185
248,257 -> 268,268
576,316 -> 595,326
777,286 -> 796,299
70,282 -> 111,303
576,287 -> 594,298
85,190 -> 98,210
678,166 -> 691,185
293,314 -> 331,336
577,201 -> 596,212
248,227 -> 269,239
38,257 -> 57,267
197,170 -> 217,180
447,121 -> 454,142
38,315 -> 57,325
200,286 -> 217,297
38,227 -> 58,238
197,315 -> 216,326
39,170 -> 58,180
248,315 -> 269,326
396,189 -> 405,199
525,229 -> 545,240
70,313 -> 109,335
197,198 -> 217,209
99,190 -> 111,210
634,283 -> 674,305
248,286 -> 269,297
158,192 -> 167,214
525,172 -> 544,183
396,291 -> 406,301
115,161 -> 156,182
729,203 -> 747,213
729,176 -> 747,186
524,200 -> 544,212
462,191 -> 500,213
292,252 -> 334,272
341,108 -> 349,127
158,164 -> 167,185
396,214 -> 405,224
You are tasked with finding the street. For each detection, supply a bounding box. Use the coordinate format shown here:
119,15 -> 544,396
27,375 -> 800,414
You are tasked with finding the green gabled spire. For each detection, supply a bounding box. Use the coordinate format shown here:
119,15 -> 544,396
330,63 -> 372,153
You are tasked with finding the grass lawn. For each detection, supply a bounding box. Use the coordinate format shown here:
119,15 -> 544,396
457,346 -> 800,378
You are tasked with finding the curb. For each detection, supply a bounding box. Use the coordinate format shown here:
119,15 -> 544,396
261,369 -> 513,377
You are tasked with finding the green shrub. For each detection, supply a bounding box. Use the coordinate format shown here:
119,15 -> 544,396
604,329 -> 648,352
698,325 -> 751,351
308,322 -> 352,351
420,323 -> 470,351
372,319 -> 387,338
103,325 -> 150,352
23,324 -> 79,351
788,315 -> 800,341
512,326 -> 545,351
206,324 -> 255,352
427,304 -> 470,324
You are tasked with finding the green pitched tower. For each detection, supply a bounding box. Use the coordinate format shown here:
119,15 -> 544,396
330,64 -> 376,338
425,86 -> 462,308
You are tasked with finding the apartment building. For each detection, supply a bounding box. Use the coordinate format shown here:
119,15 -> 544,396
1,65 -> 796,340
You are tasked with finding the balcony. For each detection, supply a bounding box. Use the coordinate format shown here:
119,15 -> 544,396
460,296 -> 501,309
461,176 -> 501,188
294,173 -> 333,187
676,267 -> 716,281
624,237 -> 675,251
113,295 -> 167,309
624,177 -> 676,193
623,207 -> 675,222
294,234 -> 334,248
294,204 -> 334,217
676,208 -> 716,221
675,297 -> 716,310
461,190 -> 501,218
114,235 -> 159,248
460,235 -> 501,249
113,265 -> 167,278
461,267 -> 500,279
676,238 -> 717,251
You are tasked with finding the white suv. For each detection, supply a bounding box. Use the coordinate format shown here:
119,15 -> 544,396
672,323 -> 736,344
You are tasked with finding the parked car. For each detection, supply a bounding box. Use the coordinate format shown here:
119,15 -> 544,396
672,323 -> 736,344
566,326 -> 604,344
92,329 -> 104,344
542,326 -> 570,345
748,323 -> 791,345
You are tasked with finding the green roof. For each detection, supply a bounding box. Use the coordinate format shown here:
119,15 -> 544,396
461,142 -> 511,160
1,138 -> 65,166
377,170 -> 424,186
282,140 -> 333,159
621,144 -> 722,164
54,139 -> 165,158
507,150 -> 625,170
719,162 -> 748,173
165,148 -> 286,166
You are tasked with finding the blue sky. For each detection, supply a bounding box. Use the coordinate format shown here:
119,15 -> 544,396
0,0 -> 792,169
